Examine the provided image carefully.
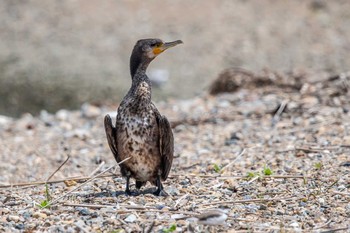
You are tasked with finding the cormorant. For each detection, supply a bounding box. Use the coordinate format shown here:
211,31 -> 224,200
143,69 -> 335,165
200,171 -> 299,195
104,38 -> 183,196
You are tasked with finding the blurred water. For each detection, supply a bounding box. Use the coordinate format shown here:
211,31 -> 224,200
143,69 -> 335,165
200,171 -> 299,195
1,0 -> 350,117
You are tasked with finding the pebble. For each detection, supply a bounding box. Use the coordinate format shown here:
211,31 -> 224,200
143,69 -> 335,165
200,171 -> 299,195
39,110 -> 55,126
76,207 -> 90,216
167,186 -> 180,195
15,224 -> 25,230
301,96 -> 319,107
290,221 -> 300,228
33,212 -> 47,219
179,178 -> 190,186
56,109 -> 70,121
171,214 -> 186,220
75,219 -> 88,230
299,202 -> 307,207
27,222 -> 36,227
318,198 -> 325,205
18,210 -> 32,219
343,135 -> 350,145
7,215 -> 20,222
155,204 -> 165,210
0,208 -> 10,214
124,214 -> 137,223
0,217 -> 7,224
245,204 -> 258,212
276,210 -> 284,215
81,103 -> 101,119
0,115 -> 13,126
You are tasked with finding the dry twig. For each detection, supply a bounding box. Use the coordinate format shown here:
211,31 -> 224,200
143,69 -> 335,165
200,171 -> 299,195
220,149 -> 246,173
46,155 -> 70,182
47,157 -> 130,207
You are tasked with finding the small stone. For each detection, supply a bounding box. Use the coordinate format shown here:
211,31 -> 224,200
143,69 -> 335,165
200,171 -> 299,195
179,179 -> 190,186
0,216 -> 6,224
0,115 -> 13,126
7,215 -> 20,222
334,207 -> 345,214
56,109 -> 70,121
245,204 -> 258,212
77,208 -> 90,216
124,214 -> 137,223
301,96 -> 319,107
40,110 -> 55,126
155,204 -> 165,210
90,212 -> 99,218
75,219 -> 88,229
0,208 -> 10,215
343,135 -> 350,145
167,186 -> 179,195
15,224 -> 25,230
318,198 -> 325,205
171,214 -> 186,220
340,161 -> 350,167
33,212 -> 47,219
52,216 -> 61,222
197,209 -> 228,226
299,202 -> 307,207
18,210 -> 32,219
276,210 -> 284,215
290,221 -> 299,228
81,103 -> 101,119
259,204 -> 267,210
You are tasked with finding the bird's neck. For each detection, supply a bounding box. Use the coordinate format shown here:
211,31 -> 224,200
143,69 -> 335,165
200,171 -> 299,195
129,72 -> 152,103
129,52 -> 153,103
130,50 -> 152,77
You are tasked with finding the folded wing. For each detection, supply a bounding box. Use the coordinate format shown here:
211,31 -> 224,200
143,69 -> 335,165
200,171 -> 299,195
155,110 -> 174,180
104,114 -> 119,162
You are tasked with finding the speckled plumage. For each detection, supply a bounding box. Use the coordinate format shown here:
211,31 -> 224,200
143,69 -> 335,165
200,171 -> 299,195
104,38 -> 182,195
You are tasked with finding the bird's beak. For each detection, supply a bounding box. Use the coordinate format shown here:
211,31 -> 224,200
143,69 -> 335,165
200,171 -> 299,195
153,40 -> 183,55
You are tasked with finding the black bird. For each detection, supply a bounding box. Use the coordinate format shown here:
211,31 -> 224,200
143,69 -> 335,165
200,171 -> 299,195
104,38 -> 183,196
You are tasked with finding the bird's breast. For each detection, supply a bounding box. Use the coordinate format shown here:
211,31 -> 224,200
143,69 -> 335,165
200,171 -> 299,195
116,109 -> 161,181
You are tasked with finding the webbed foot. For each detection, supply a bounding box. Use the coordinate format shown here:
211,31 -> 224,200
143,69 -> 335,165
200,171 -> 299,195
153,189 -> 168,196
125,189 -> 139,196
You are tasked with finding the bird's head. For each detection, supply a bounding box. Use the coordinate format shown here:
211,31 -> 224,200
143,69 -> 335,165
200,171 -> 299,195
130,38 -> 183,77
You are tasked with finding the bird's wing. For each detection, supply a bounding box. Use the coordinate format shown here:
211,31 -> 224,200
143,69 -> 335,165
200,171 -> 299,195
154,108 -> 174,180
104,114 -> 119,162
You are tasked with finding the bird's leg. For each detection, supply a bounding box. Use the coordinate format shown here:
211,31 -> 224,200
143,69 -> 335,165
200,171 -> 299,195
125,176 -> 132,195
153,175 -> 168,196
125,176 -> 138,196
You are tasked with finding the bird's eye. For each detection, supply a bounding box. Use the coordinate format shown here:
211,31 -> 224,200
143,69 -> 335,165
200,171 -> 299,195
151,43 -> 159,47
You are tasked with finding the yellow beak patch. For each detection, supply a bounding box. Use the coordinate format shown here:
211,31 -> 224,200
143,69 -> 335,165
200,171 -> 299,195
153,47 -> 164,55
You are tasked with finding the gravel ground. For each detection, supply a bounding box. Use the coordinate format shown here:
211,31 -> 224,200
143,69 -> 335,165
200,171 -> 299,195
0,69 -> 349,232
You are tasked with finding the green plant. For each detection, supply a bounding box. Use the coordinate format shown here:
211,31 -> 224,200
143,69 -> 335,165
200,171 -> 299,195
303,176 -> 308,185
213,163 -> 221,173
262,165 -> 273,176
37,184 -> 51,208
163,224 -> 176,233
314,162 -> 323,170
246,171 -> 259,178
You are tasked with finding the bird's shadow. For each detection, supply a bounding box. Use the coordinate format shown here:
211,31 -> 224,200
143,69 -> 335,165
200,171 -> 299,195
79,187 -> 157,199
